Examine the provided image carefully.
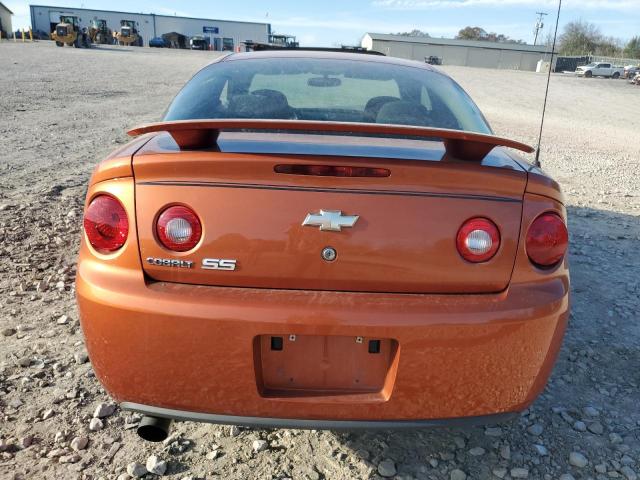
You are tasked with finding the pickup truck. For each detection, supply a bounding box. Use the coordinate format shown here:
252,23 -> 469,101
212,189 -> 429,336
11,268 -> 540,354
575,62 -> 624,78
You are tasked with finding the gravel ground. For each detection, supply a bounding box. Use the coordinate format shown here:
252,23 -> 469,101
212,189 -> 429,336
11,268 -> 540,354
1,41 -> 639,480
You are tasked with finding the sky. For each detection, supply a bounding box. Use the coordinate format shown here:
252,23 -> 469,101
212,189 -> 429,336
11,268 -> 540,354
6,0 -> 640,46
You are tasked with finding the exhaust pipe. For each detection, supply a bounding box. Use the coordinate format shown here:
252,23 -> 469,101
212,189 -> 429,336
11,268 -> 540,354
137,415 -> 173,442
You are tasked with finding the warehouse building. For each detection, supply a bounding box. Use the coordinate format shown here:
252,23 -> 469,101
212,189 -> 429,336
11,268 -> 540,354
361,33 -> 555,71
0,2 -> 12,38
29,4 -> 270,50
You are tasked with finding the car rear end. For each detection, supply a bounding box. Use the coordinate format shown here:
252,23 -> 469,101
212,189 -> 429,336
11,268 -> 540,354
575,66 -> 587,76
76,52 -> 569,436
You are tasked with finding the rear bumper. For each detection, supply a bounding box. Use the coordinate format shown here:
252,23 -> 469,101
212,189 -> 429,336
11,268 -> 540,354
77,254 -> 569,424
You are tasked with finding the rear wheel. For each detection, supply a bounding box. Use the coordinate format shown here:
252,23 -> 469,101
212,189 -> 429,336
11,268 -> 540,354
584,70 -> 592,78
612,72 -> 620,79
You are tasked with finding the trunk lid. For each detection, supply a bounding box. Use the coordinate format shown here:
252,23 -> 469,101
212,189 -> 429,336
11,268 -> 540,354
133,132 -> 526,294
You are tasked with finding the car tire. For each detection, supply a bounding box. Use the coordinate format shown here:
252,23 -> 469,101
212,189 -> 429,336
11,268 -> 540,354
584,71 -> 592,78
612,72 -> 620,79
55,41 -> 63,47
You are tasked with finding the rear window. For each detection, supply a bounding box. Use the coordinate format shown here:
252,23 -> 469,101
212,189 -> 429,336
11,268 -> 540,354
164,56 -> 491,134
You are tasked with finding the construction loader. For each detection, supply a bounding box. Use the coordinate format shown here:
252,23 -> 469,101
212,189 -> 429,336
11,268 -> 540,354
89,19 -> 110,44
51,15 -> 90,48
115,20 -> 142,46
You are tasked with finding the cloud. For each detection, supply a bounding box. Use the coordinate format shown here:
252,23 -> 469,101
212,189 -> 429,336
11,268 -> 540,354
372,0 -> 640,10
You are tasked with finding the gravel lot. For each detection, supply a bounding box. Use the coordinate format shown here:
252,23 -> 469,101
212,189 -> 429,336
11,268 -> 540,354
1,41 -> 639,480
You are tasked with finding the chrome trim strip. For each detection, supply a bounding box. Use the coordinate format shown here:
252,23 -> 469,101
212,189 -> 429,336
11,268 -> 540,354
136,181 -> 521,203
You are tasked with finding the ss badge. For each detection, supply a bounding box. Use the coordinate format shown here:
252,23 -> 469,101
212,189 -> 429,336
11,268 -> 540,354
202,258 -> 237,271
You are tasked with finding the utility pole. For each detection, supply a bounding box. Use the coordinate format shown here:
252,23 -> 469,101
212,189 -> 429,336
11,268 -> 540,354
533,11 -> 548,45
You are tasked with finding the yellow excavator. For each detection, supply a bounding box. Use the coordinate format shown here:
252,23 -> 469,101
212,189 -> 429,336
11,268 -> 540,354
51,15 -> 90,48
88,19 -> 111,44
115,20 -> 142,46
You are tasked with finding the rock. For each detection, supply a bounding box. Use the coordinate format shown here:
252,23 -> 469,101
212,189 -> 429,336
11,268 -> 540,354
583,406 -> 599,417
17,356 -> 31,367
453,436 -> 466,449
0,438 -> 9,452
70,436 -> 88,451
595,464 -> 608,474
252,439 -> 268,453
440,451 -> 455,461
146,455 -> 167,475
18,435 -> 33,449
228,425 -> 241,437
356,449 -> 370,460
569,451 -> 588,468
533,444 -> 548,456
127,462 -> 147,478
610,433 -> 623,444
450,469 -> 467,480
559,475 -> 575,480
46,448 -> 66,458
377,459 -> 396,478
74,351 -> 89,364
1,327 -> 16,337
620,467 -> 637,480
485,426 -> 503,437
573,420 -> 587,432
8,397 -> 23,408
588,421 -> 604,434
527,423 -> 544,436
93,402 -> 116,418
492,468 -> 507,479
469,446 -> 485,456
42,408 -> 55,420
205,450 -> 220,460
89,418 -> 104,431
56,315 -> 69,325
500,445 -> 511,460
59,453 -> 81,464
510,467 -> 529,478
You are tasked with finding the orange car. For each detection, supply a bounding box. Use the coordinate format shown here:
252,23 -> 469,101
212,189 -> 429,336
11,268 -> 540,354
76,51 -> 569,442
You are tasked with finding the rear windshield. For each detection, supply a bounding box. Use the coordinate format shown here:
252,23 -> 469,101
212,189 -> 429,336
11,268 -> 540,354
164,56 -> 491,134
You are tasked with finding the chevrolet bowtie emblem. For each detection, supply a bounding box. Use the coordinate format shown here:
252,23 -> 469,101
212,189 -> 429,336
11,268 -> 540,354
302,210 -> 359,232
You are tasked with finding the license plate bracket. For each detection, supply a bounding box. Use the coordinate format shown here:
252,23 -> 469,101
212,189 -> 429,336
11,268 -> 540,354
255,334 -> 399,398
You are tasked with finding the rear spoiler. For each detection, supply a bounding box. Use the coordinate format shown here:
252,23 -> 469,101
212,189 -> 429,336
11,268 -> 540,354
127,119 -> 534,162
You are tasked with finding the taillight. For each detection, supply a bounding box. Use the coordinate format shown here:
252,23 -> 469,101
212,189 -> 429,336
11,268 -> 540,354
156,205 -> 202,252
83,195 -> 129,253
456,218 -> 500,263
526,212 -> 568,268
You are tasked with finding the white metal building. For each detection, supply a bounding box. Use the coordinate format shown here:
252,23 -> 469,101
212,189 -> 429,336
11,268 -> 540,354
29,4 -> 270,50
362,33 -> 555,71
0,1 -> 12,37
